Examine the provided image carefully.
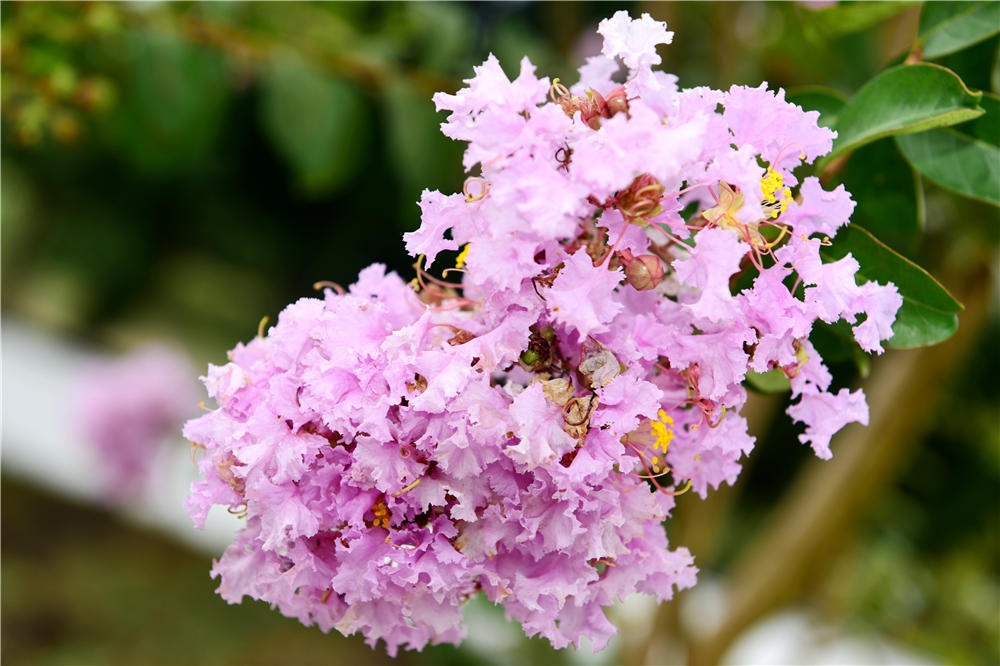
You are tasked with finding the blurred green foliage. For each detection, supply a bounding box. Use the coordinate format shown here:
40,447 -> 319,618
2,2 -> 997,664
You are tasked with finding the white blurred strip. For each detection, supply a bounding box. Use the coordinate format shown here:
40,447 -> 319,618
720,609 -> 938,665
2,318 -> 240,554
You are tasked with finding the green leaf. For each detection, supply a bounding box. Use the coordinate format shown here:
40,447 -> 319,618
818,63 -> 984,170
745,369 -> 791,394
993,42 -> 1000,93
382,75 -> 463,229
932,34 -> 1000,93
400,3 -> 473,74
382,77 -> 459,191
111,32 -> 229,174
919,2 -> 1000,59
838,139 -> 923,255
488,16 -> 562,79
801,2 -> 919,38
259,55 -> 368,195
786,86 -> 847,129
823,225 -> 963,348
810,320 -> 859,363
896,92 -> 1000,206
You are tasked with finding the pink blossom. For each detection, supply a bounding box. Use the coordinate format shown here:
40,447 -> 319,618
850,281 -> 903,353
185,11 -> 901,656
672,227 -> 748,324
787,385 -> 869,459
75,346 -> 197,502
783,177 -> 856,239
722,83 -> 836,166
547,248 -> 624,339
598,11 -> 674,71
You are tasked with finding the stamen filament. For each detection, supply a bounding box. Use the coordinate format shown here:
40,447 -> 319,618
313,281 -> 347,295
464,177 -> 489,202
392,479 -> 422,497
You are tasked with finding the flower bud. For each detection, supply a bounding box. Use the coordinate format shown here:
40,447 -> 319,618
617,173 -> 664,223
624,253 -> 664,290
604,86 -> 629,118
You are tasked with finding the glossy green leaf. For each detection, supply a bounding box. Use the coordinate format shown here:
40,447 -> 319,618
818,64 -> 984,170
259,55 -> 367,194
745,369 -> 791,394
896,92 -> 1000,206
838,139 -> 923,256
919,2 -> 1000,59
808,320 -> 873,377
810,320 -> 858,363
932,33 -> 1000,94
956,90 -> 1000,146
823,225 -> 963,348
786,86 -> 847,129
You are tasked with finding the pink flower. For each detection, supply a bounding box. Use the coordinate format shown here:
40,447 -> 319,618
672,227 -> 748,324
75,346 -> 197,502
185,11 -> 900,655
598,10 -> 674,71
547,249 -> 624,339
788,385 -> 869,459
782,177 -> 856,239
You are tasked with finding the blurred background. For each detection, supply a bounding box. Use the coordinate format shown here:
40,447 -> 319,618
2,2 -> 997,665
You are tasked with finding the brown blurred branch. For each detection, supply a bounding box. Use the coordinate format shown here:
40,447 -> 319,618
167,7 -> 458,96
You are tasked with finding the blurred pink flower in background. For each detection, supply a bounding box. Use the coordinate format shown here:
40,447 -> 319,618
74,346 -> 199,503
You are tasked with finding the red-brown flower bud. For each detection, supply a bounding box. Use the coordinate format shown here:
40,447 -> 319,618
617,173 -> 664,224
624,253 -> 664,290
604,86 -> 629,118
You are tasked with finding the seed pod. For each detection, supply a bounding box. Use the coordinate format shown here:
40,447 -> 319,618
541,378 -> 574,406
563,395 -> 597,441
579,346 -> 621,388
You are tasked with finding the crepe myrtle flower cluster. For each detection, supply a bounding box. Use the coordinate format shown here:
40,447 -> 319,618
184,12 -> 901,655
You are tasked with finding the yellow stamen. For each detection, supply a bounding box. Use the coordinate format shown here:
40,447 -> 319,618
455,244 -> 470,269
650,408 -> 675,453
464,177 -> 488,202
759,223 -> 790,249
708,405 -> 727,428
669,479 -> 693,496
392,478 -> 422,497
257,316 -> 269,339
760,168 -> 793,220
313,280 -> 346,294
371,500 -> 391,529
796,344 -> 810,365
549,78 -> 569,102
